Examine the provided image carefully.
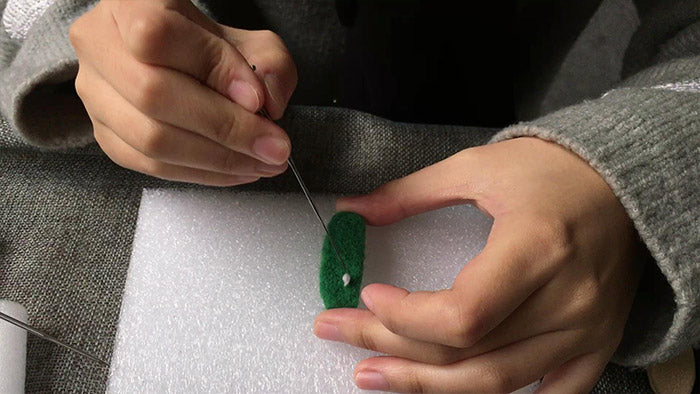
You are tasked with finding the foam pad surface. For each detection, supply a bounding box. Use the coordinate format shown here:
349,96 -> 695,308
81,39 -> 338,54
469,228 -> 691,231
108,189 -> 495,393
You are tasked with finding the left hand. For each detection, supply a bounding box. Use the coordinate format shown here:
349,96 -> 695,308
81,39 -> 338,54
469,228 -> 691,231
314,137 -> 642,393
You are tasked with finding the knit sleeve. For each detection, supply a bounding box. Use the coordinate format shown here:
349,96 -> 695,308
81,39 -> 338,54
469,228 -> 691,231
0,0 -> 211,149
0,0 -> 96,148
490,22 -> 700,366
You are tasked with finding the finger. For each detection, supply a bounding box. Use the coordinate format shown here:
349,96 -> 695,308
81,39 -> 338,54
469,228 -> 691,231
155,0 -> 223,36
353,329 -> 582,393
76,10 -> 291,165
336,150 -> 488,226
77,65 -> 287,177
314,309 -> 464,365
361,218 -> 555,348
315,284 -> 570,365
537,352 -> 608,394
93,122 -> 260,186
231,28 -> 298,119
113,1 -> 264,112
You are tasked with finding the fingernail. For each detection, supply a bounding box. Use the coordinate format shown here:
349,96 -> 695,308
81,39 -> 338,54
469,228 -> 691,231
252,136 -> 290,165
314,322 -> 342,342
256,162 -> 287,176
355,371 -> 389,391
361,289 -> 374,310
336,196 -> 360,211
228,80 -> 260,112
232,175 -> 259,184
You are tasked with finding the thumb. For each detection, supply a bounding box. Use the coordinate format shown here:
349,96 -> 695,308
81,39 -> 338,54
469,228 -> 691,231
225,28 -> 298,120
337,150 -> 488,226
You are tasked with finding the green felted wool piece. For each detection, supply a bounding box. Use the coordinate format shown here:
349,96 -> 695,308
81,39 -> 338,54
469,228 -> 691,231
320,211 -> 365,309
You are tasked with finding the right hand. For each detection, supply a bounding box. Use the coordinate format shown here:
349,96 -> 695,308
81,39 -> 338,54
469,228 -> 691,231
69,0 -> 298,186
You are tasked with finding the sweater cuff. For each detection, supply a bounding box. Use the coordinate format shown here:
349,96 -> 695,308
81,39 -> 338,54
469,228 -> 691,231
0,0 -> 95,148
490,86 -> 700,366
0,0 -> 212,149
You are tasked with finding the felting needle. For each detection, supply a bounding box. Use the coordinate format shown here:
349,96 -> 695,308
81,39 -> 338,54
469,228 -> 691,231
285,155 -> 352,287
0,310 -> 109,367
253,94 -> 351,287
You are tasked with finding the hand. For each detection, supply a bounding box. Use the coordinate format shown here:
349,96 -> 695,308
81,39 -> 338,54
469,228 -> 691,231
69,0 -> 297,185
314,137 -> 642,393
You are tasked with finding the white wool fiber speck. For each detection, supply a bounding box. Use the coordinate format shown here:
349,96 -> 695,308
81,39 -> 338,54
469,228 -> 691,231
108,189 -> 495,393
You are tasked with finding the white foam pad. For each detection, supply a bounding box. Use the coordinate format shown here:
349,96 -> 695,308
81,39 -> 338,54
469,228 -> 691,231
0,300 -> 27,394
108,189 -> 533,392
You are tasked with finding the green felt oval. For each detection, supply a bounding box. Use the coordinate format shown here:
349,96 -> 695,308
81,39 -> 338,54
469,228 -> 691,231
320,211 -> 365,309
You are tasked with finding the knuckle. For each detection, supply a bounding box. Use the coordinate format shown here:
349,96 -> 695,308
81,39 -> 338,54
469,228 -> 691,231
444,299 -> 483,348
216,112 -> 247,146
480,361 -> 515,392
254,48 -> 298,98
432,346 -> 460,365
265,47 -> 296,74
378,315 -> 401,336
132,69 -> 166,114
74,70 -> 87,99
258,29 -> 283,45
200,37 -> 227,85
68,18 -> 84,47
68,8 -> 98,49
92,126 -> 106,145
536,216 -> 576,263
357,327 -> 379,353
126,11 -> 172,59
138,122 -> 169,159
447,320 -> 481,348
140,158 -> 165,177
368,181 -> 409,224
219,149 -> 241,174
406,371 -> 426,393
94,132 -> 129,171
565,277 -> 603,324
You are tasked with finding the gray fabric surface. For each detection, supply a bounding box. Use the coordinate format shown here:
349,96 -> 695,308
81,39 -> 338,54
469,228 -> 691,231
1,149 -> 141,392
538,0 -> 639,116
622,0 -> 700,77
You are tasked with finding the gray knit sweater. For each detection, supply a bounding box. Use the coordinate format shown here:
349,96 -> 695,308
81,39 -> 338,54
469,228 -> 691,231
0,0 -> 698,369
